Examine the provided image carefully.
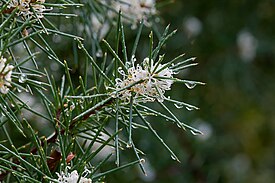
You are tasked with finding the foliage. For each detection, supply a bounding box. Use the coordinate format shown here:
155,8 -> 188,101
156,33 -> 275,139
0,0 -> 204,182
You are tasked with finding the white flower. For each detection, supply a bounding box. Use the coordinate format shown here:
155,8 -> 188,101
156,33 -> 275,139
183,16 -> 202,37
8,0 -> 47,18
0,57 -> 14,94
82,0 -> 156,41
237,30 -> 258,62
54,166 -> 92,183
115,57 -> 174,103
111,0 -> 157,29
101,0 -> 157,29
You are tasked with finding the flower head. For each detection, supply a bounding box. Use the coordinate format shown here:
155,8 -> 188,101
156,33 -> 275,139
8,0 -> 47,18
55,166 -> 92,183
0,57 -> 14,94
115,57 -> 174,103
111,0 -> 157,29
82,0 -> 156,42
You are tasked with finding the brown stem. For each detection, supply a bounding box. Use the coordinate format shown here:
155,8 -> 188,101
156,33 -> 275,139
34,97 -> 114,153
2,8 -> 15,14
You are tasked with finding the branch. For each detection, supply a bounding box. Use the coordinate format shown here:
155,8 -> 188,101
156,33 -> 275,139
0,97 -> 115,180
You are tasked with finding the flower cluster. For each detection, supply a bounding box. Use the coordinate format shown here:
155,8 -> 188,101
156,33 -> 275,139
80,0 -> 156,42
7,0 -> 46,18
0,57 -> 14,94
111,0 -> 157,29
54,166 -> 92,183
115,57 -> 174,103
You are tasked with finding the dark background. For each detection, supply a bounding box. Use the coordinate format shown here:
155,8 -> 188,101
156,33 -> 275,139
108,0 -> 275,182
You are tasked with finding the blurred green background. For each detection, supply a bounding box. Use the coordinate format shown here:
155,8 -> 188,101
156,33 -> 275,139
107,0 -> 275,182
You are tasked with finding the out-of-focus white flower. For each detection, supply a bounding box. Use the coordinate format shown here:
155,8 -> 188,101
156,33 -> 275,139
230,154 -> 251,178
0,57 -> 14,94
237,30 -> 258,62
90,14 -> 110,40
111,0 -> 157,29
84,0 -> 156,41
55,166 -> 92,183
114,57 -> 174,103
138,158 -> 156,182
183,16 -> 202,37
8,0 -> 47,18
192,119 -> 212,140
